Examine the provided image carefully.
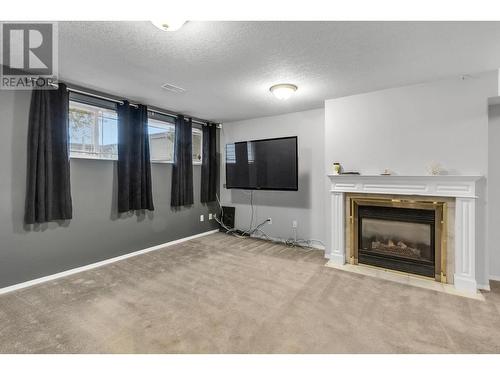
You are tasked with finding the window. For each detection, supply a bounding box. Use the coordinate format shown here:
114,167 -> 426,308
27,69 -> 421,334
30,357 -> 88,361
192,128 -> 203,164
147,115 -> 202,164
69,96 -> 203,164
69,101 -> 118,160
148,117 -> 175,162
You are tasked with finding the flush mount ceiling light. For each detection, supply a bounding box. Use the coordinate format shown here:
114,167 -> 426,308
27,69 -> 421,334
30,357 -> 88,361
161,82 -> 186,93
269,83 -> 298,100
151,20 -> 187,32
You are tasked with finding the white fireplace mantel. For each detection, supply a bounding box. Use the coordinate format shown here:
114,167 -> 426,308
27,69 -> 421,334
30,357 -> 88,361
327,174 -> 484,293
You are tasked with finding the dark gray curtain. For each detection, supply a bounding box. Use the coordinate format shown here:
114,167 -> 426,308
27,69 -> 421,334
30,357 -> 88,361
171,115 -> 193,207
25,83 -> 72,224
201,123 -> 217,203
117,102 -> 154,212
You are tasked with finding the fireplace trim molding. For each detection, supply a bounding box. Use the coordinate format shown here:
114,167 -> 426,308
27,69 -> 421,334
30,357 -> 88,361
327,175 -> 483,293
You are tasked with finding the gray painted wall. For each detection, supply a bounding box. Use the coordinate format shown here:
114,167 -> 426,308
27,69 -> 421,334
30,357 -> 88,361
220,108 -> 325,247
0,89 -> 218,288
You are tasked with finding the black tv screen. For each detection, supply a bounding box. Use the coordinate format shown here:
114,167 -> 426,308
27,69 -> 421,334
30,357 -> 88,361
225,136 -> 298,191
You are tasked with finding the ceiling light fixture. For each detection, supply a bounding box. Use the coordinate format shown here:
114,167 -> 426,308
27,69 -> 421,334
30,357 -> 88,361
161,82 -> 186,93
151,20 -> 187,32
269,83 -> 298,100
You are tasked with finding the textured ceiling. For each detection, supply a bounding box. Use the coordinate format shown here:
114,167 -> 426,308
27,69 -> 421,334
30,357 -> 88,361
58,21 -> 500,122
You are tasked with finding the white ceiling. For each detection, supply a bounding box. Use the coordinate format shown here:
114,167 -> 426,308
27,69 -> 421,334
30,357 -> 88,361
58,21 -> 500,123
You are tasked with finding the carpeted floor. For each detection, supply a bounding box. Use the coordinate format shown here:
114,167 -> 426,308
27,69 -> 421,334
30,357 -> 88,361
1,232 -> 500,353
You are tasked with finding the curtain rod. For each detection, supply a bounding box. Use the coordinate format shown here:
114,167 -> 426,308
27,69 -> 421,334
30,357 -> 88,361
40,79 -> 220,127
67,86 -> 218,127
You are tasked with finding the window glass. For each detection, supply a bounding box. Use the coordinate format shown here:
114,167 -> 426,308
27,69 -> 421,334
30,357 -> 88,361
69,101 -> 118,160
148,118 -> 175,162
192,128 -> 203,164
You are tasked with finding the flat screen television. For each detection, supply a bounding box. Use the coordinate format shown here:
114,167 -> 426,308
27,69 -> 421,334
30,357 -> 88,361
225,136 -> 298,191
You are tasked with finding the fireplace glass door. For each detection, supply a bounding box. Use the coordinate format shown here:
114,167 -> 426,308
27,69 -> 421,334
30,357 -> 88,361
357,206 -> 435,277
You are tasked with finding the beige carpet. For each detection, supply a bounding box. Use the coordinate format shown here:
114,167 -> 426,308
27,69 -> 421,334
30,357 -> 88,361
1,232 -> 500,353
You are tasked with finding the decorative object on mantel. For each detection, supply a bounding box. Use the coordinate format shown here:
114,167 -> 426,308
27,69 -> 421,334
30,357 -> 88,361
427,161 -> 443,176
332,162 -> 342,175
380,168 -> 392,176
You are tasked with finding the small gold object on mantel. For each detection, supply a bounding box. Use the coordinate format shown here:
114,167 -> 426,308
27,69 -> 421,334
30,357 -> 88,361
332,162 -> 342,175
380,168 -> 391,176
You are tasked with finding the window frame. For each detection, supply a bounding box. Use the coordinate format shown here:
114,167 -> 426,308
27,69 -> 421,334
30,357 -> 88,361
147,112 -> 204,165
191,126 -> 203,165
68,98 -> 119,161
147,114 -> 176,164
68,93 -> 204,165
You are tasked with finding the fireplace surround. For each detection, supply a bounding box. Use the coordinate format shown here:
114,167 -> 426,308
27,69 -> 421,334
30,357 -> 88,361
327,175 -> 484,294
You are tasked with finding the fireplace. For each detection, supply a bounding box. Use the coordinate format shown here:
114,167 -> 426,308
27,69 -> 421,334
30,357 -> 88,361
327,175 -> 483,293
348,196 -> 447,282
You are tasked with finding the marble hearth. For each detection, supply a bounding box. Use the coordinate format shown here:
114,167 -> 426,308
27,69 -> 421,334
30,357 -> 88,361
326,175 -> 484,294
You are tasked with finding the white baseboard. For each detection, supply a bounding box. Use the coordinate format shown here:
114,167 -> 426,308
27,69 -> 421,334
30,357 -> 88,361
477,283 -> 491,291
489,274 -> 500,282
0,229 -> 219,296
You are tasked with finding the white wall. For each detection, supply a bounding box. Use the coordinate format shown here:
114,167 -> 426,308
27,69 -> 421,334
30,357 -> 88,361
324,71 -> 498,285
220,108 -> 325,247
488,104 -> 500,279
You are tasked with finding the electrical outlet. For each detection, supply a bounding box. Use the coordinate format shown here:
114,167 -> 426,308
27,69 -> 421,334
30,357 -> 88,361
292,220 -> 297,228
200,214 -> 204,222
267,217 -> 272,224
209,213 -> 213,220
